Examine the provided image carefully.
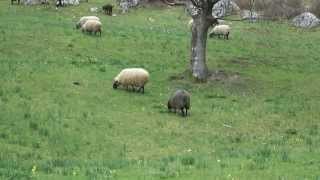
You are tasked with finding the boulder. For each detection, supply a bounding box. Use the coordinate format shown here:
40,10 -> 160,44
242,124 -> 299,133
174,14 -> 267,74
292,12 -> 320,28
64,0 -> 80,5
240,10 -> 262,22
212,0 -> 240,18
22,0 -> 41,5
22,0 -> 79,5
119,0 -> 139,13
90,7 -> 99,12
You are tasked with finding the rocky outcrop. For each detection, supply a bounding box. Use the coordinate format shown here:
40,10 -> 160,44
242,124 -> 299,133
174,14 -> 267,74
22,0 -> 79,5
212,0 -> 240,18
292,12 -> 320,28
240,10 -> 263,22
119,0 -> 139,13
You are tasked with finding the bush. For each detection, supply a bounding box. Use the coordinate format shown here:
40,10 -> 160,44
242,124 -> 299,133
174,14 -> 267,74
234,0 -> 305,19
311,0 -> 320,17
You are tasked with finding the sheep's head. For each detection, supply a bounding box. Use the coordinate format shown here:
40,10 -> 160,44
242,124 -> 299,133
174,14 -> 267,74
113,80 -> 120,89
167,101 -> 172,110
76,22 -> 81,29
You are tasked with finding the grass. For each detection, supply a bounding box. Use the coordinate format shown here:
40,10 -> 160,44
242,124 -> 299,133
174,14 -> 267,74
1,0 -> 320,179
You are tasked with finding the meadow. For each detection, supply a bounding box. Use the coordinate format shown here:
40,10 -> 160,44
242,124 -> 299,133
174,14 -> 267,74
0,0 -> 320,179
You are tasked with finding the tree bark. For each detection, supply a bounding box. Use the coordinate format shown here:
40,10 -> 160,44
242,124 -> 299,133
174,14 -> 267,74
190,15 -> 209,81
188,0 -> 220,81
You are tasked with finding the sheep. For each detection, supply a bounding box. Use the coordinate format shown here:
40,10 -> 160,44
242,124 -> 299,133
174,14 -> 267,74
102,4 -> 113,16
167,89 -> 191,116
76,16 -> 100,29
81,19 -> 102,36
113,68 -> 149,93
187,19 -> 193,29
11,0 -> 20,5
187,18 -> 219,30
209,24 -> 231,40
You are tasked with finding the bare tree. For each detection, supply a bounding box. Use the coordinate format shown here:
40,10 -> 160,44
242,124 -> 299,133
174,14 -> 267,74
187,0 -> 220,81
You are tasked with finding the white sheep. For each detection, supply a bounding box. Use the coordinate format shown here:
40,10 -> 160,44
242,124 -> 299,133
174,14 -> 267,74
187,18 -> 219,30
81,19 -> 102,36
76,16 -> 100,29
113,68 -> 149,93
188,19 -> 194,29
209,24 -> 231,40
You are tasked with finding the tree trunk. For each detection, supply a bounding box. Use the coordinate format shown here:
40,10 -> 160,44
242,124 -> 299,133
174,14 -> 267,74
190,15 -> 209,81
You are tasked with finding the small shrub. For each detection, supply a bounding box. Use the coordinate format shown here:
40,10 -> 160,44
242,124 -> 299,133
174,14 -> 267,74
263,0 -> 304,19
235,0 -> 304,19
29,122 -> 38,130
279,150 -> 290,162
180,155 -> 195,166
311,0 -> 320,17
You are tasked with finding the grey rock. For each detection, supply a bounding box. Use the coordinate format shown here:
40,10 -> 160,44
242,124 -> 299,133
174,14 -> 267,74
22,0 -> 79,5
90,7 -> 99,12
292,12 -> 320,28
119,0 -> 139,13
212,0 -> 240,18
240,10 -> 262,22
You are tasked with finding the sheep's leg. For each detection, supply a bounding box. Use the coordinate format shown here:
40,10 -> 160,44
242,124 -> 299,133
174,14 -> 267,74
181,108 -> 185,116
141,86 -> 144,93
226,32 -> 229,40
185,108 -> 188,116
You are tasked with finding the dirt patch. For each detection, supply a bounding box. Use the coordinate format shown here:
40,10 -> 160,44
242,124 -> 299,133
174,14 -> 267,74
208,70 -> 241,82
169,69 -> 258,94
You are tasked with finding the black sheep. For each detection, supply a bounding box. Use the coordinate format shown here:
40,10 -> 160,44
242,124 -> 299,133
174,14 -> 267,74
167,90 -> 191,116
11,0 -> 20,5
102,4 -> 113,16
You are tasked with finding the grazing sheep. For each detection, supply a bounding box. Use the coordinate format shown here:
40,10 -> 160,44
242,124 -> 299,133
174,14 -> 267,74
81,19 -> 102,36
102,4 -> 113,16
167,90 -> 191,116
187,19 -> 193,29
11,0 -> 20,5
188,18 -> 219,30
113,68 -> 149,93
209,24 -> 231,40
76,16 -> 100,29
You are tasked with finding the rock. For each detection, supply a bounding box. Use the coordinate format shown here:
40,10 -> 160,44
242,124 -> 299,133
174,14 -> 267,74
240,10 -> 262,22
22,0 -> 40,5
64,0 -> 80,5
292,12 -> 320,28
90,7 -> 99,12
119,0 -> 139,13
22,0 -> 79,5
212,0 -> 240,18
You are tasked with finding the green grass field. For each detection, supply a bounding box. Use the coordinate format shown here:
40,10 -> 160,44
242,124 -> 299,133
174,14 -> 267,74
1,1 -> 320,179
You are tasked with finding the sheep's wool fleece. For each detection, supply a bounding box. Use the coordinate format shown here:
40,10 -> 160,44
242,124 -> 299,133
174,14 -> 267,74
79,16 -> 100,23
78,16 -> 100,28
115,68 -> 149,86
210,25 -> 230,34
82,20 -> 102,31
169,90 -> 190,109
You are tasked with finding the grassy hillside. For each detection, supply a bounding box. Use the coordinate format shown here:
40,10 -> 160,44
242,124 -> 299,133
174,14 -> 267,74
0,1 -> 320,179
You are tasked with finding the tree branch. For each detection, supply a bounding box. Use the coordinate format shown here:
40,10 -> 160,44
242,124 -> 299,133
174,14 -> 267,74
190,0 -> 200,8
